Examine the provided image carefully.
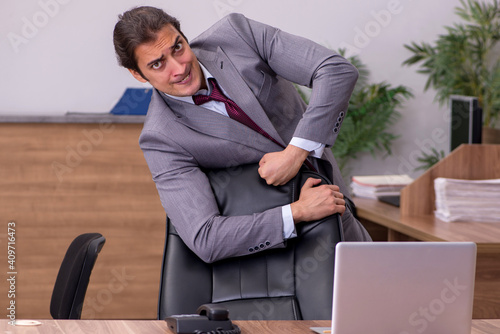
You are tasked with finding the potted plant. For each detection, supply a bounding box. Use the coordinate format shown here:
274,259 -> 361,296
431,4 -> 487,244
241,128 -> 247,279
403,0 -> 500,143
297,51 -> 412,180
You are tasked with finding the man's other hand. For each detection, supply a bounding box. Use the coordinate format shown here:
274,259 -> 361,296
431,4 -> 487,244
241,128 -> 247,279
258,145 -> 309,186
290,178 -> 345,224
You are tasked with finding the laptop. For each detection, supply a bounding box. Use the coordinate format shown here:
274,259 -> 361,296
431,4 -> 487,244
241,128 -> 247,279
377,195 -> 400,207
312,242 -> 476,334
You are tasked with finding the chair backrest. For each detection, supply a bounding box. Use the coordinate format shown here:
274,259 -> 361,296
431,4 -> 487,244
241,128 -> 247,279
50,233 -> 106,319
158,164 -> 343,320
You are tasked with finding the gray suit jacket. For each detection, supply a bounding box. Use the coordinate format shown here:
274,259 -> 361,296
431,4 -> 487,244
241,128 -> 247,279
139,13 -> 370,263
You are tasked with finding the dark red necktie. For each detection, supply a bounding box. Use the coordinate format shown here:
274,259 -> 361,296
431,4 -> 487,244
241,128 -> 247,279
193,78 -> 317,171
193,78 -> 284,148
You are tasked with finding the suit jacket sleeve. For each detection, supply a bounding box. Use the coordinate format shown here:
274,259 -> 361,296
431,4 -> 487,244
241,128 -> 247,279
140,126 -> 286,263
223,13 -> 359,147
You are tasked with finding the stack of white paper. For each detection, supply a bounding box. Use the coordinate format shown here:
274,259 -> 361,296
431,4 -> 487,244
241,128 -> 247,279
351,174 -> 414,199
434,177 -> 500,222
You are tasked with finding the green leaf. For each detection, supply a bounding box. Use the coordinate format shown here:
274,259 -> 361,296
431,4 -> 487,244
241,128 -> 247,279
402,0 -> 500,127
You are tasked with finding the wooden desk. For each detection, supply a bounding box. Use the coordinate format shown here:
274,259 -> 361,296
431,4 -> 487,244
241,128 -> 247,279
354,196 -> 500,319
1,319 -> 499,333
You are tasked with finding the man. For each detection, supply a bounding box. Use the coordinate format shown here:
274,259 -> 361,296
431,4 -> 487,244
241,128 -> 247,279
113,6 -> 371,263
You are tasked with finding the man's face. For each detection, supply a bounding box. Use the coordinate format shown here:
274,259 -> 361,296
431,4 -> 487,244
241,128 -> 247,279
129,24 -> 206,96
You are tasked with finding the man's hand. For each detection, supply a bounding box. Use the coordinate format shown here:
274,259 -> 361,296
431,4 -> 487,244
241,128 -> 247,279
290,178 -> 345,224
258,145 -> 309,186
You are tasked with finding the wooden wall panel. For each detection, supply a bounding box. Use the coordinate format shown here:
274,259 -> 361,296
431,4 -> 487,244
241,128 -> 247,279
0,122 -> 166,319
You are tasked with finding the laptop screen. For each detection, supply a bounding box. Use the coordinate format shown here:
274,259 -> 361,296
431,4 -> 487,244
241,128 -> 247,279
330,242 -> 476,334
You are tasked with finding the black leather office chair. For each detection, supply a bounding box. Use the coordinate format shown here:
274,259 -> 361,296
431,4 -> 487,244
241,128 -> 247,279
50,233 -> 106,319
158,164 -> 343,320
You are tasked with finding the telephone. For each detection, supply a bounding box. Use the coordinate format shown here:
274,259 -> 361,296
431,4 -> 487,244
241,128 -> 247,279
165,304 -> 241,334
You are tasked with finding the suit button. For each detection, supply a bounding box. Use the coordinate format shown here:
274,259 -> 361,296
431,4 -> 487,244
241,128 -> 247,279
259,243 -> 265,249
337,116 -> 343,122
265,241 -> 271,246
333,128 -> 338,133
335,122 -> 340,127
340,111 -> 345,117
249,248 -> 254,252
254,246 -> 259,251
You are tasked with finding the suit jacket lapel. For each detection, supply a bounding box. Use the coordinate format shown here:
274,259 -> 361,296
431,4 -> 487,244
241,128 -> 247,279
159,91 -> 281,153
195,47 -> 286,147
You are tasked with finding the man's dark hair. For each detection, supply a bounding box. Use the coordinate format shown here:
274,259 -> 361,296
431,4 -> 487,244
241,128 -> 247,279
113,6 -> 187,77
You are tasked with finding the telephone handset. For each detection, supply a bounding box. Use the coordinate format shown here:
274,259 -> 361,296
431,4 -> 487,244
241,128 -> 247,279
165,304 -> 241,334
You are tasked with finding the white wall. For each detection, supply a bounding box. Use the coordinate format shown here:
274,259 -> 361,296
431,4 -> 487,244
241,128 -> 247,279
1,0 -> 463,178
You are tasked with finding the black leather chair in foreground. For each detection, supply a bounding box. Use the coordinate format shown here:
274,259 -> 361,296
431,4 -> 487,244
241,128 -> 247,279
50,233 -> 106,319
158,164 -> 343,320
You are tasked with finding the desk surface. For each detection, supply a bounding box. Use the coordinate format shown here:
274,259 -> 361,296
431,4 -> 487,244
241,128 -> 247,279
353,197 -> 500,247
1,319 -> 499,333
